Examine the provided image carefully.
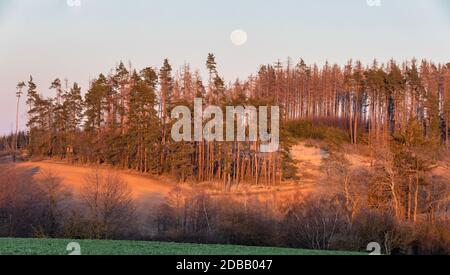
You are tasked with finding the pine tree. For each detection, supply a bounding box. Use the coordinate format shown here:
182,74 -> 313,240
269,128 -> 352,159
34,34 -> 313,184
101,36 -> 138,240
206,53 -> 217,82
206,53 -> 225,102
13,81 -> 26,162
26,76 -> 39,153
62,82 -> 83,161
159,59 -> 173,173
127,69 -> 161,172
49,78 -> 66,157
385,61 -> 406,135
159,59 -> 173,122
113,62 -> 130,134
86,75 -> 108,131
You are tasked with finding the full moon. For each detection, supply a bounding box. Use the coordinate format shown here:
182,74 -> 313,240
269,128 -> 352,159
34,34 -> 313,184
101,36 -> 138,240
230,29 -> 248,46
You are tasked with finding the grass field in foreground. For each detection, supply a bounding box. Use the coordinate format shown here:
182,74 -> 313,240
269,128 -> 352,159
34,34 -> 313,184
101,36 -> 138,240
0,238 -> 365,255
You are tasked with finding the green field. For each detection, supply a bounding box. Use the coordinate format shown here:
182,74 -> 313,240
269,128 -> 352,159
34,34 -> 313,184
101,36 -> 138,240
0,238 -> 365,255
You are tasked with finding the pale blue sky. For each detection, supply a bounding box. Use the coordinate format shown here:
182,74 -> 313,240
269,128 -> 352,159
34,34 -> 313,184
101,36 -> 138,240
0,0 -> 449,134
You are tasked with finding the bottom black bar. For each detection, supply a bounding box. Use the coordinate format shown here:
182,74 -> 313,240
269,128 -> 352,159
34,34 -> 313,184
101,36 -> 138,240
1,255 -> 445,274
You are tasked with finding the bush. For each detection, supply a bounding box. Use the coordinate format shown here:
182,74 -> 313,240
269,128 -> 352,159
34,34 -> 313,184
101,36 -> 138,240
285,119 -> 350,145
282,195 -> 349,250
409,222 -> 450,255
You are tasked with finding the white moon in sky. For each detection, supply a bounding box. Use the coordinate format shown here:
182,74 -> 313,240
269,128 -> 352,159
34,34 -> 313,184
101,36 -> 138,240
230,29 -> 248,46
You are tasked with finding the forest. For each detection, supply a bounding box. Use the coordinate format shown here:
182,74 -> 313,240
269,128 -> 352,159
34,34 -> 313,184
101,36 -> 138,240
1,55 -> 449,254
6,55 -> 450,181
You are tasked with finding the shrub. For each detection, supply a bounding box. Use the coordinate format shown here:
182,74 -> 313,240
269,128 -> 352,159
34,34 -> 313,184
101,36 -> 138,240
285,119 -> 351,145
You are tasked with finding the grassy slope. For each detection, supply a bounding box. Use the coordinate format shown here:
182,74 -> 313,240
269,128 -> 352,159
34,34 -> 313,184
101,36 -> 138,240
0,238 -> 364,255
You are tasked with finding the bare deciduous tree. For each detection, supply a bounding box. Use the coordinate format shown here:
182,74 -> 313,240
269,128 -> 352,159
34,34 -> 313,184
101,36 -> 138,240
35,169 -> 72,237
81,169 -> 136,239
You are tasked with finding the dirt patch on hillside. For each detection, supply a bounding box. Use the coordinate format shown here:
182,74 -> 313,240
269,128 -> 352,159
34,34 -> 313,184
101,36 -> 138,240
15,161 -> 179,207
14,160 -> 316,208
291,142 -> 326,184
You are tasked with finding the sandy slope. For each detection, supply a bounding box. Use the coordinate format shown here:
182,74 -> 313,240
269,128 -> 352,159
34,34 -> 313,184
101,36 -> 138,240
15,161 -> 176,206
291,143 -> 325,183
13,145 -> 329,208
14,159 -> 316,209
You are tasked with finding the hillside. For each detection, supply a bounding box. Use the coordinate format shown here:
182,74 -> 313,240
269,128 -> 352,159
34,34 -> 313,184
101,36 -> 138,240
14,147 -> 321,205
16,161 -> 177,206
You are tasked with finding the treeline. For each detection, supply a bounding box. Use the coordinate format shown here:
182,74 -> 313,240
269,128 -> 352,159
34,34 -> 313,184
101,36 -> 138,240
20,54 -> 295,186
0,131 -> 28,153
255,59 -> 450,147
16,56 -> 450,185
